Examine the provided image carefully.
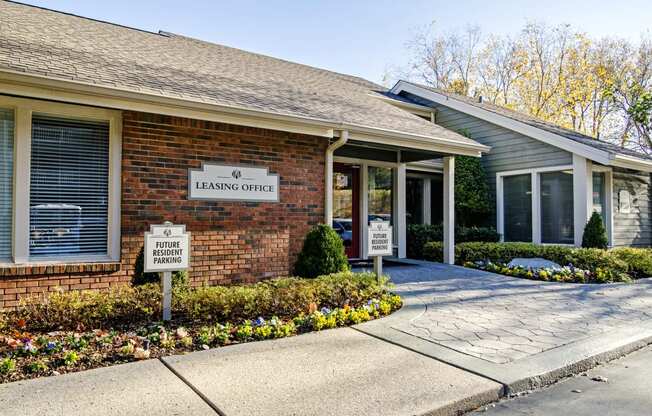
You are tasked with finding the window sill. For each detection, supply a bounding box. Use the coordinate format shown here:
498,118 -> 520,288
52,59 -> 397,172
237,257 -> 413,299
0,261 -> 121,277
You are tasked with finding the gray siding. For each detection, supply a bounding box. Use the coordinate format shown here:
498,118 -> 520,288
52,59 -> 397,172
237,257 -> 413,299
430,103 -> 572,227
612,168 -> 652,247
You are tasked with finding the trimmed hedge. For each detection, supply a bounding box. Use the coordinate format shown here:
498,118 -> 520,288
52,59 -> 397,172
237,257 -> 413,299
407,224 -> 500,258
610,247 -> 652,279
422,242 -> 652,279
8,272 -> 387,332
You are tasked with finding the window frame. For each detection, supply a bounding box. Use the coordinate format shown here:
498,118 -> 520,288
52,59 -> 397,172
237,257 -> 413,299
0,95 -> 122,265
497,164 -> 613,246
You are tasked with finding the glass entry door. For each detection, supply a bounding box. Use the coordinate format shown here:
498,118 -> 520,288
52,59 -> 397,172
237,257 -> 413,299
333,164 -> 360,258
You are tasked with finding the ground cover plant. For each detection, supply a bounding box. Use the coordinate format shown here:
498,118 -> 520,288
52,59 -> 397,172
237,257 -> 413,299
0,272 -> 401,384
424,241 -> 652,283
464,261 -> 631,284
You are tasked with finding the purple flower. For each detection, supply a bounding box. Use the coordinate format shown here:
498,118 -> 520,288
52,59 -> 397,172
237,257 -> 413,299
253,317 -> 266,327
320,307 -> 331,315
46,341 -> 57,351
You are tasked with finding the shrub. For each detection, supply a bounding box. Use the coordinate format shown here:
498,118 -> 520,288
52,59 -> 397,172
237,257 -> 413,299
454,154 -> 492,227
5,271 -> 387,332
13,284 -> 162,332
407,224 -> 500,259
422,241 -> 633,277
133,246 -> 188,287
294,224 -> 350,278
611,248 -> 652,279
175,272 -> 382,323
582,212 -> 608,249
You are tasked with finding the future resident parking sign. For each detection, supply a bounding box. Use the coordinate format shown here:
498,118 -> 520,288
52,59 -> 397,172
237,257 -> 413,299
144,222 -> 190,273
367,221 -> 393,257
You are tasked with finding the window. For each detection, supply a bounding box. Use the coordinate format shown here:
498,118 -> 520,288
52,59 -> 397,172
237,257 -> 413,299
368,166 -> 392,224
406,177 -> 423,225
0,109 -> 13,261
29,115 -> 110,259
540,171 -> 574,244
503,174 -> 532,242
592,172 -> 606,221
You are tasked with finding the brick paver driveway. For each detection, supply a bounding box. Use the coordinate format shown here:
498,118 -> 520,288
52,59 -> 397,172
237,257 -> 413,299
381,262 -> 652,364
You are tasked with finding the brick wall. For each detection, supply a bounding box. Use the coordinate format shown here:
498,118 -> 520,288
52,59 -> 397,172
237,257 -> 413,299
0,111 -> 326,308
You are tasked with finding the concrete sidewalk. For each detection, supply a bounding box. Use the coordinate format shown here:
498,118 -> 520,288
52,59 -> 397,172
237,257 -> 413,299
0,328 -> 502,416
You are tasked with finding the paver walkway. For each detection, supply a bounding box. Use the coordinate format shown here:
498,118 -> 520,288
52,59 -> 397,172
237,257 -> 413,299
355,261 -> 652,392
383,262 -> 652,364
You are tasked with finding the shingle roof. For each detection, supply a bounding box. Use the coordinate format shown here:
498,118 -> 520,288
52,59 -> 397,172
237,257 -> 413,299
0,1 -> 484,151
398,81 -> 652,161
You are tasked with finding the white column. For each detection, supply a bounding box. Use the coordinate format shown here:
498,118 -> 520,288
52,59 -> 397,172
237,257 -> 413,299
423,178 -> 432,225
396,163 -> 407,258
605,170 -> 614,247
443,156 -> 455,264
531,173 -> 541,244
572,154 -> 590,247
361,163 -> 369,259
13,106 -> 32,263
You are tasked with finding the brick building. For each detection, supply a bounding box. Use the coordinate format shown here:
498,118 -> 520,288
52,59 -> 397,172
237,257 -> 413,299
0,2 -> 488,308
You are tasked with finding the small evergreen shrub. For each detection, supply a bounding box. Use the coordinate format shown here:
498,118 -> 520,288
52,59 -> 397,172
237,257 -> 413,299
582,212 -> 608,249
294,224 -> 350,278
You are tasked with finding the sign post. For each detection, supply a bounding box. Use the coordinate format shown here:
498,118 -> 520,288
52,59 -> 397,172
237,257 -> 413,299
367,221 -> 393,282
144,222 -> 190,321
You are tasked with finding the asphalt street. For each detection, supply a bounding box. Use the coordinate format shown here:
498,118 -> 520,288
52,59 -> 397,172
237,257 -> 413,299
472,345 -> 652,416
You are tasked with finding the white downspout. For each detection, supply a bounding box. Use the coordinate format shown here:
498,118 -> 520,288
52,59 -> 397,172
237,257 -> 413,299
325,130 -> 349,225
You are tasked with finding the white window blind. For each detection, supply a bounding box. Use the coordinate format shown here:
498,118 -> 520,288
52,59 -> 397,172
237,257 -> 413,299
0,109 -> 13,261
30,115 -> 110,259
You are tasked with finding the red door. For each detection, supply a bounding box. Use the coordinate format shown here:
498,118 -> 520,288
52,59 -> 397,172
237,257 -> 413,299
332,164 -> 360,258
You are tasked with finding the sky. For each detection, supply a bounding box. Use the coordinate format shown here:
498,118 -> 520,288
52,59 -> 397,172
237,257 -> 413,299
19,0 -> 652,84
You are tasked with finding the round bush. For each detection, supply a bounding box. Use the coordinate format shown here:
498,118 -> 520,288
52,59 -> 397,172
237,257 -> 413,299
294,224 -> 350,278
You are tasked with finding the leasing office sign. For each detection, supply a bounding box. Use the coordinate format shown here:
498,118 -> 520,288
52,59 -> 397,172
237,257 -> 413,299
189,163 -> 279,202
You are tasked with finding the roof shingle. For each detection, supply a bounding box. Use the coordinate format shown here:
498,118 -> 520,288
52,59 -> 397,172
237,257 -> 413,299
0,1 -> 482,150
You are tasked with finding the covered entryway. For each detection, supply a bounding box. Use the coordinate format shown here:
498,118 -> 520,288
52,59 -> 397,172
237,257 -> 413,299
325,133 -> 458,262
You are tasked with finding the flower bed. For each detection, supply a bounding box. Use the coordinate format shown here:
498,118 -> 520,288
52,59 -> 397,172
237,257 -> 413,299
464,261 -> 631,284
0,272 -> 401,384
424,242 -> 652,282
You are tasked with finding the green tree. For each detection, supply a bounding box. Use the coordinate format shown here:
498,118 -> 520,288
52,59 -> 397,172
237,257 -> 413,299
628,90 -> 652,147
582,211 -> 608,249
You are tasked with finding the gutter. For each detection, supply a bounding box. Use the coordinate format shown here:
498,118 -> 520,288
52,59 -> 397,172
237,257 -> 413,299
324,131 -> 349,225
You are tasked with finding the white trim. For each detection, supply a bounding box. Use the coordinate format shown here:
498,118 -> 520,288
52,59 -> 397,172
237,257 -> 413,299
0,71 -> 490,156
573,155 -> 590,246
0,95 -> 122,265
442,157 -> 455,264
391,81 -> 652,170
605,170 -> 614,246
396,162 -> 407,258
589,165 -> 614,246
13,106 -> 31,263
496,165 -> 574,244
333,156 -> 397,169
423,178 -> 432,225
531,173 -> 541,244
360,163 -> 369,260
